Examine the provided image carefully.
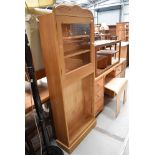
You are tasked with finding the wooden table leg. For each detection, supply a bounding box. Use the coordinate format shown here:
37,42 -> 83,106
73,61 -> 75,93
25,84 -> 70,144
116,94 -> 120,117
123,85 -> 127,104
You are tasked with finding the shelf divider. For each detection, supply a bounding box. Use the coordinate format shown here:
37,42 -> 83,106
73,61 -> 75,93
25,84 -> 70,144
63,35 -> 90,40
64,49 -> 90,58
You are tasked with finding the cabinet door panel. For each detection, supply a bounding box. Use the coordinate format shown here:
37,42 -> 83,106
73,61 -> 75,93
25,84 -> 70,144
56,16 -> 94,74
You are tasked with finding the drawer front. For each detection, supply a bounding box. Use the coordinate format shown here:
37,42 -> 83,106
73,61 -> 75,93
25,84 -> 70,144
115,70 -> 125,78
95,89 -> 103,102
120,71 -> 125,77
94,77 -> 104,116
105,71 -> 115,83
95,77 -> 104,93
106,61 -> 126,78
117,25 -> 125,31
122,61 -> 127,70
115,64 -> 122,75
95,98 -> 103,116
115,74 -> 121,78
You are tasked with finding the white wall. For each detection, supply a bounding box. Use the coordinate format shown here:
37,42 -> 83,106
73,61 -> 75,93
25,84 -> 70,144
100,0 -> 121,6
121,4 -> 129,22
97,9 -> 120,25
88,0 -> 129,25
89,7 -> 98,25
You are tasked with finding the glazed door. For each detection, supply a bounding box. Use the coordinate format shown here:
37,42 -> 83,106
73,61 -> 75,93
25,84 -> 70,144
56,16 -> 94,79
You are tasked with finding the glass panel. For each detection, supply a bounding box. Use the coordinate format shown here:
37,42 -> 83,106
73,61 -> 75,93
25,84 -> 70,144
62,23 -> 91,73
62,24 -> 90,37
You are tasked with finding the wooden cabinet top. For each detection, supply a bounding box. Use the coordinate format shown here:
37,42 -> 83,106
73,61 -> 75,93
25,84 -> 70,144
53,5 -> 93,18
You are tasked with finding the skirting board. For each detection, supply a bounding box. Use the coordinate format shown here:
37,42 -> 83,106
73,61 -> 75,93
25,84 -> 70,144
56,119 -> 96,153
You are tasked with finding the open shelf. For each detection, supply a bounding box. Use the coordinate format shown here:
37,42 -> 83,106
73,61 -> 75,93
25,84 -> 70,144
64,49 -> 90,58
97,49 -> 119,55
63,39 -> 85,44
65,52 -> 90,73
63,35 -> 90,40
62,73 -> 94,145
96,57 -> 120,76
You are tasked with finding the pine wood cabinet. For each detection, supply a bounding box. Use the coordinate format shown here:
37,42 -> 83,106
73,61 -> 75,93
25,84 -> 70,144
94,59 -> 126,115
39,5 -> 96,153
109,25 -> 116,36
116,22 -> 129,41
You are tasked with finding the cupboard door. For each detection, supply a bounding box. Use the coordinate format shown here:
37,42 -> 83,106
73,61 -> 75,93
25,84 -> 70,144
56,16 -> 94,75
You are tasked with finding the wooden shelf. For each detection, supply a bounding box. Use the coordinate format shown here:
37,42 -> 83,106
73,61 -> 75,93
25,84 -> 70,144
63,35 -> 90,40
97,49 -> 118,55
63,39 -> 84,44
64,49 -> 90,58
63,38 -> 90,44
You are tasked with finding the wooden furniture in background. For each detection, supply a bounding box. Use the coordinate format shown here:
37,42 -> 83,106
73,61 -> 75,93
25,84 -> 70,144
108,25 -> 116,36
93,40 -> 124,116
94,58 -> 126,116
104,78 -> 128,117
25,80 -> 49,114
94,24 -> 101,40
94,24 -> 114,40
116,41 -> 129,67
94,40 -> 121,77
108,25 -> 118,40
39,5 -> 96,153
116,22 -> 129,41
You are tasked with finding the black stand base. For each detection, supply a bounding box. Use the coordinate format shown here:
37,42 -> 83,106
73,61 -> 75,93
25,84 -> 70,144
43,146 -> 64,155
